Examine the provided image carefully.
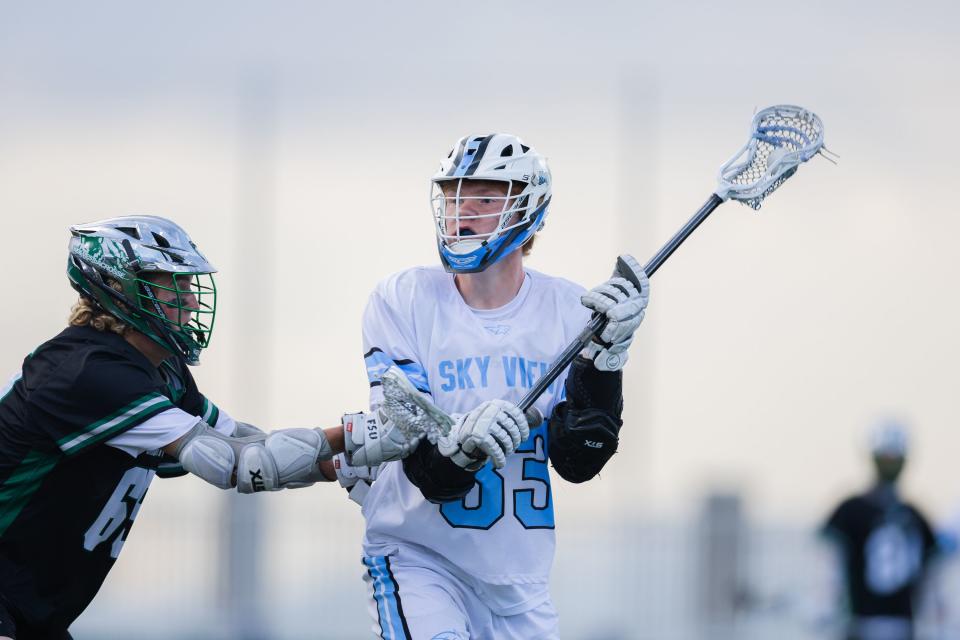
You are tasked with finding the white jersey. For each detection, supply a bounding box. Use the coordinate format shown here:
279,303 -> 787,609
360,265 -> 590,616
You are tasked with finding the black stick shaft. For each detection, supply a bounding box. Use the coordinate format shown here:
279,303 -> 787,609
517,193 -> 724,413
644,193 -> 724,278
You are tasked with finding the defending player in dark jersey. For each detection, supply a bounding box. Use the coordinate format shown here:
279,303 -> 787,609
0,216 -> 433,639
821,421 -> 939,640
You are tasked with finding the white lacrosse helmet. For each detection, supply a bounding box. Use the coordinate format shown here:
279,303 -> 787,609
430,133 -> 551,273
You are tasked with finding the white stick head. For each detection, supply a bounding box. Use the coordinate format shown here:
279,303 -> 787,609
380,366 -> 455,442
716,105 -> 826,210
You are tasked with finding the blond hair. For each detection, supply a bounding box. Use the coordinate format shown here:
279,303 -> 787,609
522,235 -> 535,257
68,280 -> 129,336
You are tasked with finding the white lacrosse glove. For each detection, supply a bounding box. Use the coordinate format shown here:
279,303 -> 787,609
333,453 -> 380,506
438,399 -> 529,471
344,365 -> 455,466
343,410 -> 419,467
580,256 -> 650,371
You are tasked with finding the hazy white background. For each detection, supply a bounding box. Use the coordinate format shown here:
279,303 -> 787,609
2,1 -> 958,638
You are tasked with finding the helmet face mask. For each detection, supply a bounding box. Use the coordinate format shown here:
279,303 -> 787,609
433,179 -> 531,248
431,134 -> 551,273
137,271 -> 217,354
67,216 -> 217,365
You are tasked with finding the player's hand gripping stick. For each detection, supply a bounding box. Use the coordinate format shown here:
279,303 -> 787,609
517,254 -> 653,413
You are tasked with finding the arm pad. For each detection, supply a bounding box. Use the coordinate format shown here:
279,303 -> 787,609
149,421 -> 265,480
403,440 -> 477,504
236,427 -> 333,493
174,423 -> 244,489
548,404 -> 621,483
565,355 -> 623,415
548,356 -> 624,483
173,423 -> 332,493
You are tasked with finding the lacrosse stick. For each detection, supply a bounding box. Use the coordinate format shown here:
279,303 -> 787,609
380,366 -> 456,440
518,104 -> 830,419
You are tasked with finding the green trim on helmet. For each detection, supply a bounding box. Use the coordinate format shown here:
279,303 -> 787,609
66,216 -> 218,365
136,272 -> 217,359
141,275 -> 217,341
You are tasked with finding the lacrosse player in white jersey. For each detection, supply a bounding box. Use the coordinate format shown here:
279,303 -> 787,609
335,134 -> 650,639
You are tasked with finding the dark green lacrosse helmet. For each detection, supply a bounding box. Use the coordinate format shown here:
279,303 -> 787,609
67,216 -> 217,365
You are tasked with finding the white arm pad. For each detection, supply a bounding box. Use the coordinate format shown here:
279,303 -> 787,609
234,421 -> 267,438
173,423 -> 332,493
236,428 -> 333,493
174,423 -> 246,489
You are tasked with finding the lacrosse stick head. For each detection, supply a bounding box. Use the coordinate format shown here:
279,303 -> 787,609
379,366 -> 455,443
716,105 -> 825,210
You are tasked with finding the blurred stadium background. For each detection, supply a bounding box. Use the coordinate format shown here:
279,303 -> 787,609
2,1 -> 960,638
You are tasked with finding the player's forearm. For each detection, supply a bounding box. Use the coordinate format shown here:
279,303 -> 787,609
160,421 -> 344,491
317,458 -> 337,481
323,425 -> 345,455
164,423 -> 344,456
312,427 -> 344,481
547,356 -> 624,484
565,355 -> 623,415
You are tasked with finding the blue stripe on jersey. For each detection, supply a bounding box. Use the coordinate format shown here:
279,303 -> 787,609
363,555 -> 409,639
394,362 -> 429,394
364,556 -> 394,638
364,349 -> 429,393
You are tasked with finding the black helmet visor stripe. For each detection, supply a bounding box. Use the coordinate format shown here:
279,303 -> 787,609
463,134 -> 494,176
446,134 -> 495,178
445,138 -> 468,177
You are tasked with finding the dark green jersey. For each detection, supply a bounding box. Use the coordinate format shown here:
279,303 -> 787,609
0,326 -> 216,633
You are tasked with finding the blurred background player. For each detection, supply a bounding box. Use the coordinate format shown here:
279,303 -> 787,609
821,420 -> 941,640
336,134 -> 650,639
0,215 -> 427,640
